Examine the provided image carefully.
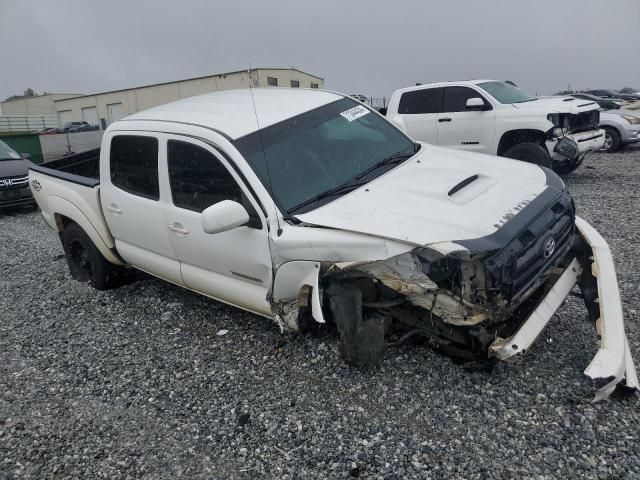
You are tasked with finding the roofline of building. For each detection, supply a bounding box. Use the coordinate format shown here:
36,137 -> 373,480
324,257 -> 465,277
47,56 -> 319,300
2,93 -> 85,104
52,68 -> 325,103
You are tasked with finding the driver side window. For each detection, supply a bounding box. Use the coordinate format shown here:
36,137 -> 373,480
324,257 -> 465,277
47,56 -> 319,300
167,140 -> 261,228
443,87 -> 489,113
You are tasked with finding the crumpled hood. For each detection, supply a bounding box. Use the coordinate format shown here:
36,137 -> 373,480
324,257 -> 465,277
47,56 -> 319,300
514,97 -> 599,114
0,159 -> 29,178
297,144 -> 554,246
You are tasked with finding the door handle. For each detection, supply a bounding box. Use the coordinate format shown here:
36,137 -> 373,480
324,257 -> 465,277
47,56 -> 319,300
438,118 -> 452,122
106,204 -> 122,214
168,223 -> 190,235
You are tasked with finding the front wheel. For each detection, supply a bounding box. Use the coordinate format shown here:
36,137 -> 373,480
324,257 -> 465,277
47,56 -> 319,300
61,222 -> 123,290
600,127 -> 621,153
503,142 -> 553,168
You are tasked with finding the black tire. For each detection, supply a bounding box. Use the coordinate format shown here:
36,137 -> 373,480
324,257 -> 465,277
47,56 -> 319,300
61,222 -> 122,290
503,142 -> 552,168
326,282 -> 386,367
601,127 -> 621,153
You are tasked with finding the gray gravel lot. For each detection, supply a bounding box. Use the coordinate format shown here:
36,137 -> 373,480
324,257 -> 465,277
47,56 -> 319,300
1,147 -> 640,479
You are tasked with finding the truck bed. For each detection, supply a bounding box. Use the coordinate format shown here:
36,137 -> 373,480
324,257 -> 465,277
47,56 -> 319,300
27,147 -> 122,265
29,148 -> 100,187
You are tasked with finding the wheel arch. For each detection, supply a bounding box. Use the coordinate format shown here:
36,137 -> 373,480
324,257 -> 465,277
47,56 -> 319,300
49,196 -> 124,266
497,129 -> 547,156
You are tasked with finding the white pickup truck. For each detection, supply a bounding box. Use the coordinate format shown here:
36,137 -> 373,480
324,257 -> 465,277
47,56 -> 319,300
385,80 -> 605,173
29,88 -> 636,399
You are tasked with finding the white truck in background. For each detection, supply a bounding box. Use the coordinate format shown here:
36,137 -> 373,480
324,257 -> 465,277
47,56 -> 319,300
385,80 -> 605,173
28,88 -> 636,400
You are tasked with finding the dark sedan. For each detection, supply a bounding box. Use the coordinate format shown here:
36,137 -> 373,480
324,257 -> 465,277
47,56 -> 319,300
0,139 -> 35,209
583,89 -> 640,102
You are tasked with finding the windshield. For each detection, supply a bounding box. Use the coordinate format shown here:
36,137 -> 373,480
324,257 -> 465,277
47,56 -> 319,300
0,139 -> 21,161
235,98 -> 416,214
478,81 -> 537,104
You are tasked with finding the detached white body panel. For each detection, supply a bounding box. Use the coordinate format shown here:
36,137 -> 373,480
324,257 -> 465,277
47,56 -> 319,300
491,218 -> 639,400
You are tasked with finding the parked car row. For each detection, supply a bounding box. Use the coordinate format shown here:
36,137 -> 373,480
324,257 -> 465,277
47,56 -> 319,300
37,121 -> 99,135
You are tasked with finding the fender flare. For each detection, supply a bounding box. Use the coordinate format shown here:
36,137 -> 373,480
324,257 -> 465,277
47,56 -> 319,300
49,195 -> 124,266
272,260 -> 325,326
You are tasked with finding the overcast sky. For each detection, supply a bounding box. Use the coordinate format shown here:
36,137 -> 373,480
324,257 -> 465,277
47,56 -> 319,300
1,0 -> 639,101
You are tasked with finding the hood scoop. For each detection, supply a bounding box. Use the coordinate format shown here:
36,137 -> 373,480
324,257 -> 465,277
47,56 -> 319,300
447,173 -> 498,205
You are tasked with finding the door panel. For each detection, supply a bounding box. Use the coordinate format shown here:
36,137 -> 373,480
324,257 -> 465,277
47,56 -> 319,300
437,86 -> 496,153
163,137 -> 272,316
393,87 -> 441,144
100,132 -> 183,285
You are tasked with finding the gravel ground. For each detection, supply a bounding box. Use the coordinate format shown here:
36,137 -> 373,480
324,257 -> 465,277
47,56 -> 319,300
1,147 -> 639,479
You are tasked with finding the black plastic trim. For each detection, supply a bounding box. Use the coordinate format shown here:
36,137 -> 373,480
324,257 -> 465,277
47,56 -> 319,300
448,175 -> 478,196
29,162 -> 100,188
456,168 -> 565,253
577,133 -> 604,143
116,119 -> 234,142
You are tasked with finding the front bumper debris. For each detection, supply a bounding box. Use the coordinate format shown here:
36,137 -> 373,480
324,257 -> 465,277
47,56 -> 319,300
323,215 -> 637,401
490,216 -> 638,401
549,129 -> 605,163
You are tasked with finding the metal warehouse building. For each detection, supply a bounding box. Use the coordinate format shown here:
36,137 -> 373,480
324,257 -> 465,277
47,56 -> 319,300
53,67 -> 324,128
1,93 -> 83,116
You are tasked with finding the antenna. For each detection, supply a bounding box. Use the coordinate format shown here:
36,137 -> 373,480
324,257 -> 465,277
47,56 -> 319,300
247,62 -> 283,236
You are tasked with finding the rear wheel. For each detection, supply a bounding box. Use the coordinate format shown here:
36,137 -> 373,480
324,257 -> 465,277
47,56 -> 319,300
61,222 -> 123,290
600,127 -> 621,153
503,142 -> 553,168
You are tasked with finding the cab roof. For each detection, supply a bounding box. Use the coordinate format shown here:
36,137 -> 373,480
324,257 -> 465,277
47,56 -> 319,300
392,79 -> 497,95
119,88 -> 345,140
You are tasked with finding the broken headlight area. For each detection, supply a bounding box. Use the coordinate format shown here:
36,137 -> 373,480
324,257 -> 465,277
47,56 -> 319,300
323,191 -> 577,368
554,137 -> 579,159
548,111 -> 600,136
323,239 -> 574,369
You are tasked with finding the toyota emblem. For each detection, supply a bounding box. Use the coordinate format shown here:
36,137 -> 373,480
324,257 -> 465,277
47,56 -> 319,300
543,237 -> 556,258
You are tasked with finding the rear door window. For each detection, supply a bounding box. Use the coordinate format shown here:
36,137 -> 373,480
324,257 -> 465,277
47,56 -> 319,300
110,135 -> 159,200
398,88 -> 442,114
443,87 -> 487,113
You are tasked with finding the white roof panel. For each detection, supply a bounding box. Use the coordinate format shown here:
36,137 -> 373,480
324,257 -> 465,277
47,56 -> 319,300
118,88 -> 344,140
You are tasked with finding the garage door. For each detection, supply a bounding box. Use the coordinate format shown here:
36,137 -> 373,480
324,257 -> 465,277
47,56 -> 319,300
107,103 -> 126,124
58,110 -> 73,126
81,107 -> 99,127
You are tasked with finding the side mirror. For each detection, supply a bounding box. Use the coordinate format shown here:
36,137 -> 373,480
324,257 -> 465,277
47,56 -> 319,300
20,153 -> 31,160
201,200 -> 250,234
466,97 -> 487,110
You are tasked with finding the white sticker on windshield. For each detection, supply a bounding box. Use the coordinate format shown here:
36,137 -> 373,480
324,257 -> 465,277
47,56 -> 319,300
340,105 -> 370,122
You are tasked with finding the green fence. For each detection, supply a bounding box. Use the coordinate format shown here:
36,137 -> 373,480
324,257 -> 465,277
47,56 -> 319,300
0,133 -> 44,164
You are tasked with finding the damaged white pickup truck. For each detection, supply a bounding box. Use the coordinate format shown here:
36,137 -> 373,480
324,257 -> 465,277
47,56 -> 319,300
29,88 -> 637,400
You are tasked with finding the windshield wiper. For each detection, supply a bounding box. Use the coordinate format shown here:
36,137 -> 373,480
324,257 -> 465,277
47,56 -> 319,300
355,148 -> 416,180
514,98 -> 538,103
288,179 -> 370,214
288,145 -> 419,214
